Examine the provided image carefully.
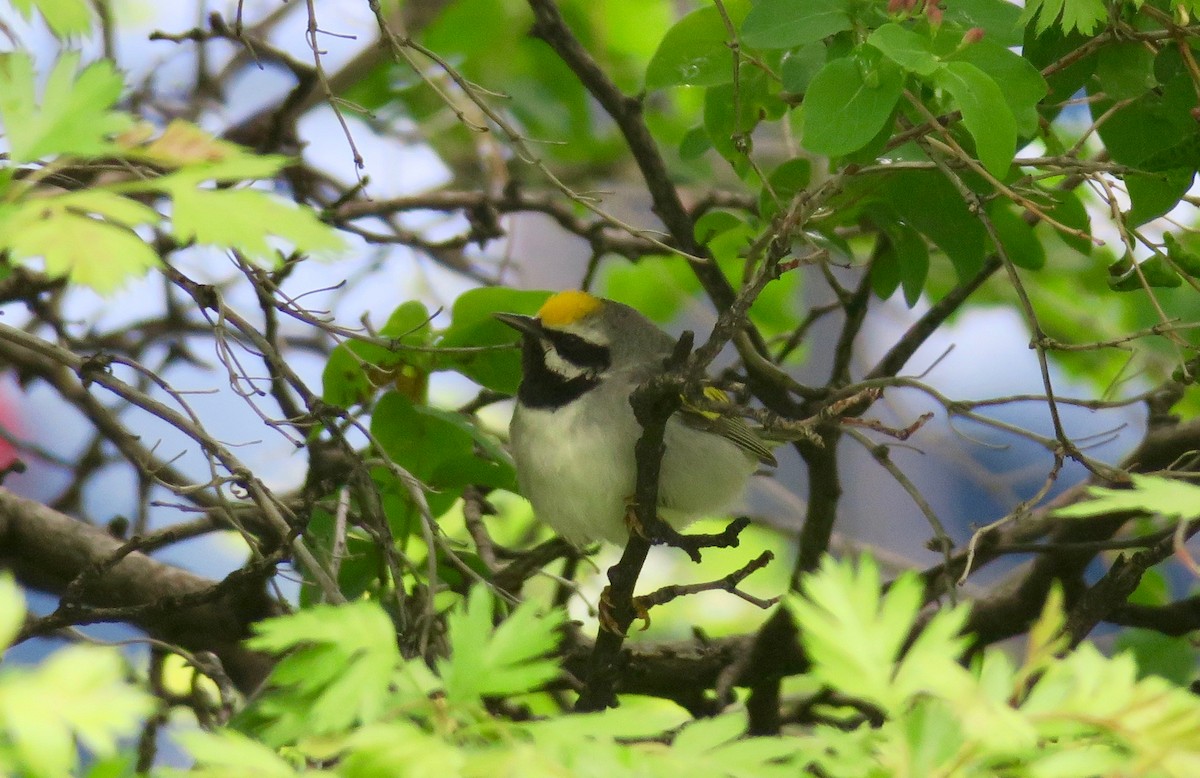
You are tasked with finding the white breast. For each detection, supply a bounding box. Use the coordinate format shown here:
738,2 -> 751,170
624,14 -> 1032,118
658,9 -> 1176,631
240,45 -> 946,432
510,395 -> 759,545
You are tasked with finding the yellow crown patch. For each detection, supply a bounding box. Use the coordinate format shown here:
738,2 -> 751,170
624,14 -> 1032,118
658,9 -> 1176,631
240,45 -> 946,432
537,290 -> 603,326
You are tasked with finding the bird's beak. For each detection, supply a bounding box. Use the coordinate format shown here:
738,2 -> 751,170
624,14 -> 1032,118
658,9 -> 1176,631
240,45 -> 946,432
493,312 -> 544,338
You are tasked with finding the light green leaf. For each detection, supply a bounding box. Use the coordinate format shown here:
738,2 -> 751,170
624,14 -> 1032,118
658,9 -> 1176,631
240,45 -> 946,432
868,24 -> 942,76
672,711 -> 746,754
789,556 -> 922,714
168,187 -> 345,263
55,190 -> 162,227
340,722 -> 466,777
172,730 -> 299,777
934,61 -> 1016,177
644,0 -> 751,89
1019,0 -> 1106,35
0,574 -> 24,650
10,0 -> 93,37
802,56 -> 903,158
116,119 -> 291,190
0,645 -> 152,778
0,201 -> 160,294
245,601 -> 401,745
741,0 -> 852,49
0,52 -> 129,163
440,586 -> 565,704
1054,474 -> 1200,520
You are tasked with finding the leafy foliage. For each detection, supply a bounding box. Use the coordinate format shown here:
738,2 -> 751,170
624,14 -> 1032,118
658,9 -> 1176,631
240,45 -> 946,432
0,53 -> 343,293
0,575 -> 152,778
788,560 -> 1200,776
1055,475 -> 1200,521
4,0 -> 1200,774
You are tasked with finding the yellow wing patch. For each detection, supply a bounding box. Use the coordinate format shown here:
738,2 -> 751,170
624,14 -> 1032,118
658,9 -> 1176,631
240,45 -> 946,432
681,386 -> 778,466
538,290 -> 603,326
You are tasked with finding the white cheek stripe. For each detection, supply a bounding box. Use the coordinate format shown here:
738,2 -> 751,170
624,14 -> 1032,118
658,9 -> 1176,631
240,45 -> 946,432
541,340 -> 590,381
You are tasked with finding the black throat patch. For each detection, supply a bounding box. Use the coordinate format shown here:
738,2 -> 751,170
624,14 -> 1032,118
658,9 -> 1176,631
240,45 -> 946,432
516,330 -> 611,409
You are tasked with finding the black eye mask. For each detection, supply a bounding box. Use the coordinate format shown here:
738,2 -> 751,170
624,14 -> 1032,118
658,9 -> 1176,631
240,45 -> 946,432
543,330 -> 611,371
516,330 -> 610,409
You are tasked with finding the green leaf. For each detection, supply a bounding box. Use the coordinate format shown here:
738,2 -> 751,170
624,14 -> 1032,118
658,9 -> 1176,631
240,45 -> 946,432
741,0 -> 853,49
0,52 -> 129,163
1114,629 -> 1199,685
1024,27 -> 1098,112
644,0 -> 751,89
871,235 -> 904,301
695,210 -> 756,264
672,711 -> 747,754
1166,232 -> 1200,278
298,511 -> 382,607
951,40 -> 1047,137
893,223 -> 930,306
1106,253 -> 1181,292
694,210 -> 745,247
339,722 -> 465,777
439,586 -> 565,704
1095,42 -> 1157,101
322,343 -> 378,408
935,61 -> 1016,177
125,119 -> 290,179
988,201 -> 1045,270
168,187 -> 345,263
871,213 -> 931,305
1055,474 -> 1200,519
701,69 -> 777,163
1041,188 -> 1093,255
781,42 -> 827,94
868,24 -> 942,76
760,157 -> 813,219
802,56 -> 903,158
244,601 -> 401,745
1093,73 -> 1197,169
322,302 -> 434,408
943,0 -> 1023,46
436,287 -> 550,394
1139,134 -> 1200,173
1126,169 -> 1195,228
679,125 -> 712,160
599,256 -> 696,323
881,170 -> 988,280
371,391 -> 474,482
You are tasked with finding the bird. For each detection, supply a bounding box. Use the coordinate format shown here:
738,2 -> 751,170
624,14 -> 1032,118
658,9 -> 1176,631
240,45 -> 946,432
494,290 -> 778,546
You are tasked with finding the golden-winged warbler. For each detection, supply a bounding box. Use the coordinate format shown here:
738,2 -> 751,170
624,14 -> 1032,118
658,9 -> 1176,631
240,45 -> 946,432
495,290 -> 777,545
